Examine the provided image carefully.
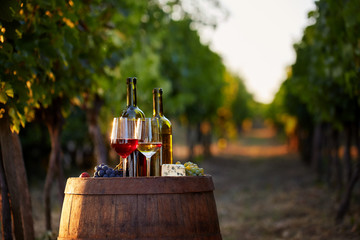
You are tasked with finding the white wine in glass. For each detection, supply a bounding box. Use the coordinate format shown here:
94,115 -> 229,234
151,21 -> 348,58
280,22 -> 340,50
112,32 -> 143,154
137,118 -> 162,177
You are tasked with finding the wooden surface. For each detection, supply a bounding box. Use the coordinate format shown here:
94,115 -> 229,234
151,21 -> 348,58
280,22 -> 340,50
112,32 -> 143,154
58,176 -> 222,240
64,176 -> 214,194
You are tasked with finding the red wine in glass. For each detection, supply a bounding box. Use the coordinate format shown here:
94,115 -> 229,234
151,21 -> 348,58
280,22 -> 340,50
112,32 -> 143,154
110,117 -> 141,177
111,139 -> 139,159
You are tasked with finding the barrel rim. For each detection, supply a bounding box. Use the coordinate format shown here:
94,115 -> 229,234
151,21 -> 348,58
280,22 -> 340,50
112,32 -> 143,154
58,232 -> 222,239
64,176 -> 215,195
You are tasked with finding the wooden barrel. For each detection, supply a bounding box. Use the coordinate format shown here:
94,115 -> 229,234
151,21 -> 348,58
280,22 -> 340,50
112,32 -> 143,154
58,176 -> 222,240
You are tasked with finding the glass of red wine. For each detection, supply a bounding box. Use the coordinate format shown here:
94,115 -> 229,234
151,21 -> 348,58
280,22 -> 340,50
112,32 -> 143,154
137,118 -> 162,177
110,117 -> 141,177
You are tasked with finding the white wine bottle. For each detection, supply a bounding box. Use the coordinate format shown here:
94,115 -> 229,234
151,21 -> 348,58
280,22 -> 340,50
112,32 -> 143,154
151,88 -> 173,176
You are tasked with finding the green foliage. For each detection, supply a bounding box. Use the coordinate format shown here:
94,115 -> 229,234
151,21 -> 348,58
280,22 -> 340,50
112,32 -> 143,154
155,17 -> 226,124
1,0 -> 254,141
0,0 -> 148,132
229,74 -> 255,125
271,0 -> 360,133
220,71 -> 255,127
266,80 -> 287,127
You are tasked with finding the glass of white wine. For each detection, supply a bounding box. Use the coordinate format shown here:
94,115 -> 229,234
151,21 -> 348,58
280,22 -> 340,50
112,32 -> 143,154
137,118 -> 162,177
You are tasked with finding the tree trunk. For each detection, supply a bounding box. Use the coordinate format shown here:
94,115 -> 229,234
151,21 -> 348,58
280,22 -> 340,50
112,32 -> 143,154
57,137 -> 65,204
343,124 -> 352,183
187,125 -> 195,161
0,112 -> 35,240
335,114 -> 360,223
0,151 -> 13,240
298,128 -> 312,165
44,125 -> 62,231
202,132 -> 212,158
324,124 -> 333,187
311,123 -> 323,181
200,121 -> 212,158
332,129 -> 343,192
336,161 -> 360,224
41,98 -> 64,232
336,127 -> 360,223
85,94 -> 107,165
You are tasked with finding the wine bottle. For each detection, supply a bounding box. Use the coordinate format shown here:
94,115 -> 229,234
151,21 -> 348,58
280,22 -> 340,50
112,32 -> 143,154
121,77 -> 146,177
151,88 -> 173,176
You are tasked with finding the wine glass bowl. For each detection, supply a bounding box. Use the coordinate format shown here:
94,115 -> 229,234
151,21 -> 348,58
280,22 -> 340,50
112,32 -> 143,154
110,139 -> 139,159
110,117 -> 141,176
137,142 -> 162,159
137,118 -> 162,176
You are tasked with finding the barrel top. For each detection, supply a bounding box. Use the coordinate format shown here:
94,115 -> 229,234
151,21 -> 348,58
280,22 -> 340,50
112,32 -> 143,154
64,176 -> 215,195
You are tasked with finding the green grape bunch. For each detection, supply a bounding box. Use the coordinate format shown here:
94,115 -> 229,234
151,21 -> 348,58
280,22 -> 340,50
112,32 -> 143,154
176,161 -> 205,176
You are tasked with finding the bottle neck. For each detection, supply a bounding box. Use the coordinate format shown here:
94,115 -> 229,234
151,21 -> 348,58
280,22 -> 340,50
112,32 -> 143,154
153,89 -> 163,117
127,79 -> 137,107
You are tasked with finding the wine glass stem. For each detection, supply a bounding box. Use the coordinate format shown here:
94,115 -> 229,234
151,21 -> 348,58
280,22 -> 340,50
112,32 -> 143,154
146,157 -> 151,177
123,157 -> 127,178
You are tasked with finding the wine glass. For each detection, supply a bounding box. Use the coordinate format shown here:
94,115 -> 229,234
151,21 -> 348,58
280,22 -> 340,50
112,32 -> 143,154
137,118 -> 162,177
110,117 -> 141,177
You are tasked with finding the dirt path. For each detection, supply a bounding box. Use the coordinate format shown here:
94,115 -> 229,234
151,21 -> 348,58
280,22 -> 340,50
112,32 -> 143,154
200,128 -> 359,240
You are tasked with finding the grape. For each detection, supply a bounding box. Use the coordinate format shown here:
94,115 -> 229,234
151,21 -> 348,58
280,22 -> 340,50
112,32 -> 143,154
79,172 -> 90,177
184,161 -> 205,176
93,164 -> 124,178
115,170 -> 123,177
98,170 -> 105,177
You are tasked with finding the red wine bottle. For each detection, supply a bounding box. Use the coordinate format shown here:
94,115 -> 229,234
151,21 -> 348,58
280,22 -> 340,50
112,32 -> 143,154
121,77 -> 146,176
151,88 -> 173,176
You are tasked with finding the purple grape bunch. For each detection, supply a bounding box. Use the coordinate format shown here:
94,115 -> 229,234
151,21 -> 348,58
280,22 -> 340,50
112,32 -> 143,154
94,164 -> 123,178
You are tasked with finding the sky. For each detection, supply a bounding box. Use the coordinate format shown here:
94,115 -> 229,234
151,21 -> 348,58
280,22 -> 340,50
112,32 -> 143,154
199,0 -> 316,103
